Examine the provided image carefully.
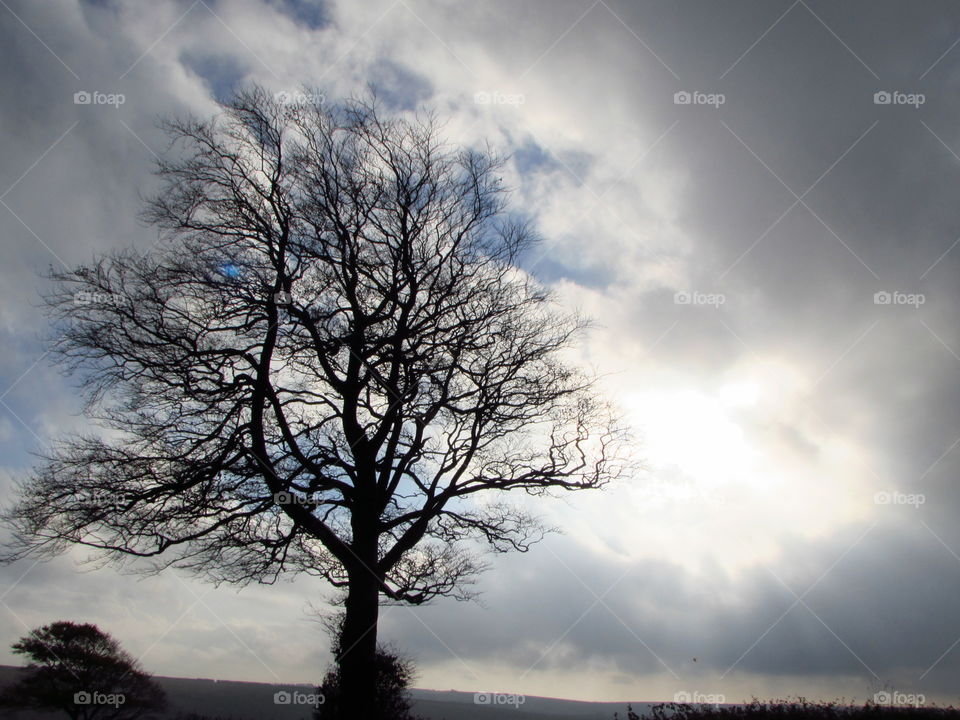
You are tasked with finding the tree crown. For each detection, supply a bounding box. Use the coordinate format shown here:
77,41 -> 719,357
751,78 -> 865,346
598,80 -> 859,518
3,87 -> 629,603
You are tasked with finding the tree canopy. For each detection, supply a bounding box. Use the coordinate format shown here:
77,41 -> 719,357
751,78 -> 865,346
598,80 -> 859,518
0,620 -> 166,720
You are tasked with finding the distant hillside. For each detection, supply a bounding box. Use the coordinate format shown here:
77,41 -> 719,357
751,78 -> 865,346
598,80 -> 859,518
409,689 -> 650,719
0,665 -> 643,719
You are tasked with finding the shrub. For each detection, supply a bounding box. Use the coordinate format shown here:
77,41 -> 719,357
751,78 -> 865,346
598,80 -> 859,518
314,643 -> 423,720
615,699 -> 960,720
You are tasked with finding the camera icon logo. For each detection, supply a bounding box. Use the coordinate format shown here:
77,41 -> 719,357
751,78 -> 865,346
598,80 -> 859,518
74,91 -> 92,105
74,691 -> 92,705
673,91 -> 691,105
873,291 -> 891,305
274,690 -> 292,705
873,91 -> 892,105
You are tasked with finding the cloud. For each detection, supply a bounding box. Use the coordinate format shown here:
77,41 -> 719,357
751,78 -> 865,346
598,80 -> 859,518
2,0 -> 960,706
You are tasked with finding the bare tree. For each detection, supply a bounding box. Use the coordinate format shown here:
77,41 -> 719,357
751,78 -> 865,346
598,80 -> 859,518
3,87 -> 629,718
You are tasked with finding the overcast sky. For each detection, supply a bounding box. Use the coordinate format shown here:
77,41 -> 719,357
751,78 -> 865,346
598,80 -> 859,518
3,0 -> 960,707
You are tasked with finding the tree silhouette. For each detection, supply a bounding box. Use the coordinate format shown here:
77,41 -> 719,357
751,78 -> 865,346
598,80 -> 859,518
314,640 -> 422,720
2,87 -> 628,716
0,620 -> 166,720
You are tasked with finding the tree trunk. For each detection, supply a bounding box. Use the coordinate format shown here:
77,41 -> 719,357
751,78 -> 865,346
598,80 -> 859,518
338,535 -> 380,718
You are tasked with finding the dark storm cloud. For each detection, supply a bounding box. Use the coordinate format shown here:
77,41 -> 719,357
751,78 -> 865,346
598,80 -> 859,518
393,518 -> 960,697
551,0 -> 960,544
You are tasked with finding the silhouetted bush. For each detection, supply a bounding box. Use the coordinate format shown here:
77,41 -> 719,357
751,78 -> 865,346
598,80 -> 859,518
615,699 -> 960,720
314,642 -> 423,720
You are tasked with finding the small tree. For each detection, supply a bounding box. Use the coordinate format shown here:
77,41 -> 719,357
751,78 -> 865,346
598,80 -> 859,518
0,620 -> 166,720
3,87 -> 630,716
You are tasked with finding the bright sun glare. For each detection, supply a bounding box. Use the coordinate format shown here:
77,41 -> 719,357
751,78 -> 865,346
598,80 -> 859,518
624,383 -> 762,489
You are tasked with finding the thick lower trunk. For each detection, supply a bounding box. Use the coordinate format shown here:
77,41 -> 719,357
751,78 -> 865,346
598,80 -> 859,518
338,548 -> 380,718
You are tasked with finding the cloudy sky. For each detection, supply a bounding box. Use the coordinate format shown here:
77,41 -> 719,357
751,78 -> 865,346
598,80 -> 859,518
3,0 -> 960,707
